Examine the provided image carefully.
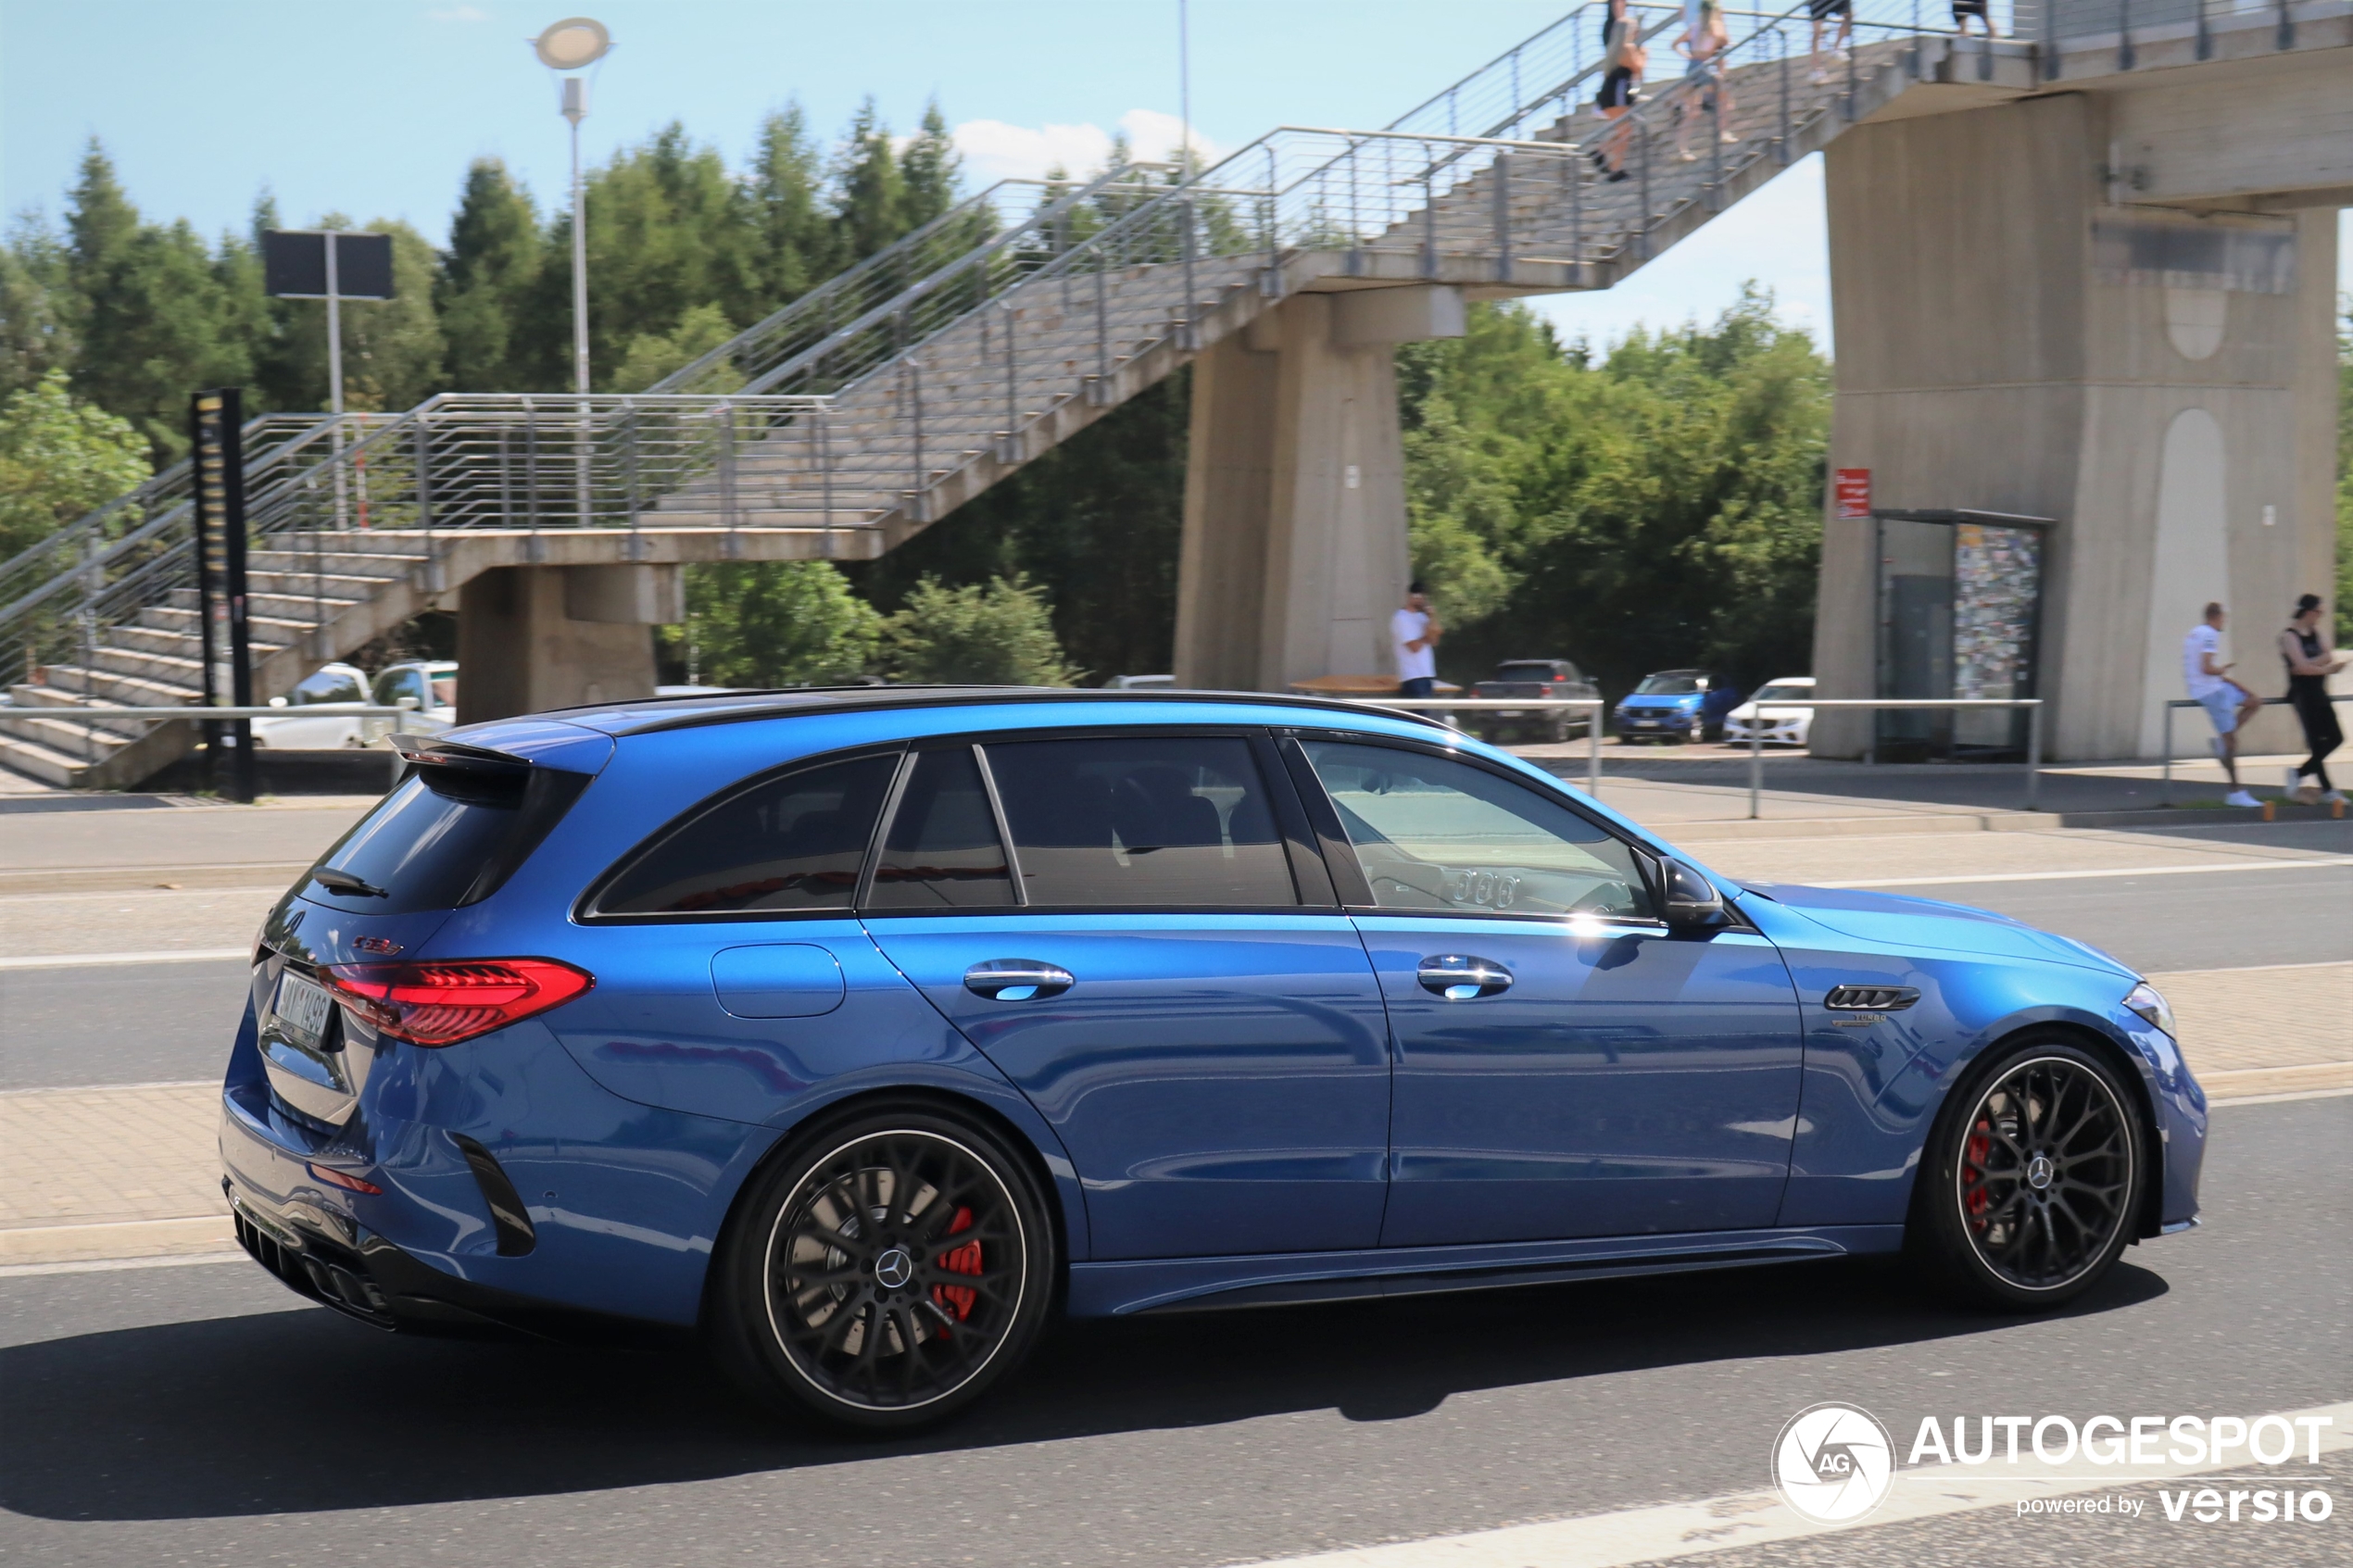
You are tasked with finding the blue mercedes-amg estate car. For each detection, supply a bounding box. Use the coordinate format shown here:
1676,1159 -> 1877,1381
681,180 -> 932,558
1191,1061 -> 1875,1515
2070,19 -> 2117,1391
220,688 -> 2207,1429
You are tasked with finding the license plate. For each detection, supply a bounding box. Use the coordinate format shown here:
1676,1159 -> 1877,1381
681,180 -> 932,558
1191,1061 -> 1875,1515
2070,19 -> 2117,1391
1498,709 -> 1526,719
272,972 -> 335,1050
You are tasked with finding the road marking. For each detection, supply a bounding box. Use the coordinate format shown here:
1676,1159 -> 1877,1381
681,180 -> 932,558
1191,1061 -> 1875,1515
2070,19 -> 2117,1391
1818,856 -> 2351,890
2209,1084 -> 2353,1106
1239,1399 -> 2353,1567
0,947 -> 250,971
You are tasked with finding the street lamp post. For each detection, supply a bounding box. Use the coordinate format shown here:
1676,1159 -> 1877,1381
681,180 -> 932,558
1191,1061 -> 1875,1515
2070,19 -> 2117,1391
534,18 -> 611,527
533,17 -> 610,395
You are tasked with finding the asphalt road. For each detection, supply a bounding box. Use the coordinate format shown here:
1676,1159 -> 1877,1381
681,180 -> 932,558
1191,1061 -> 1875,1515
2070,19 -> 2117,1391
4,862 -> 2342,1091
0,1094 -> 2343,1567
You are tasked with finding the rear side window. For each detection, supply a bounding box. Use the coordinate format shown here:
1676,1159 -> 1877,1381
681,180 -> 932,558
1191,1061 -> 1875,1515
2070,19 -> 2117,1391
984,736 -> 1297,908
867,747 -> 1016,909
1301,741 -> 1654,920
595,753 -> 897,915
304,766 -> 587,916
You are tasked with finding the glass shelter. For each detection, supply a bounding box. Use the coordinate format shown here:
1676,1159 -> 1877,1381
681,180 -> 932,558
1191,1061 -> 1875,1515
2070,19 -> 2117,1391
1873,509 -> 2051,759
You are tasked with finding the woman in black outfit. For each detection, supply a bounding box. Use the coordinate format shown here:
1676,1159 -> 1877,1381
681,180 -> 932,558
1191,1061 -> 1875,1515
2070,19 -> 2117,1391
2278,594 -> 2347,805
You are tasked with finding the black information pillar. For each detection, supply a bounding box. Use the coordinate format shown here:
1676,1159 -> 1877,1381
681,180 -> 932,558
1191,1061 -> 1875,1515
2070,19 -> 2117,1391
190,390 -> 255,802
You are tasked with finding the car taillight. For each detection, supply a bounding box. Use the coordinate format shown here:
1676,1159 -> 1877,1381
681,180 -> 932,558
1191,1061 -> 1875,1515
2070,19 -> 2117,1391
322,958 -> 594,1047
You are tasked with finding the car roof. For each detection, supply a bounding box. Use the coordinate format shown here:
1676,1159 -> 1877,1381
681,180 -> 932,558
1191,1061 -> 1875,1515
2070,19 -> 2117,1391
539,684 -> 1459,738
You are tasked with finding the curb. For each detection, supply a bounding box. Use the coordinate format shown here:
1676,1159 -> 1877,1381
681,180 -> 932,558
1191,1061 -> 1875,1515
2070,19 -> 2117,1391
0,862 -> 310,897
0,1214 -> 233,1267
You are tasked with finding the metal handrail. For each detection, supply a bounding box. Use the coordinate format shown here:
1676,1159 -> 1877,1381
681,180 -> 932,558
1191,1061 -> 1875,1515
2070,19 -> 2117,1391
2158,694 -> 2353,805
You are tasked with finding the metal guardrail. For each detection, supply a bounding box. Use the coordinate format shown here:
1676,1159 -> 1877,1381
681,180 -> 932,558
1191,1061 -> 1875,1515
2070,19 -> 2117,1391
0,700 -> 423,795
1355,696 -> 2045,817
2158,694 -> 2353,805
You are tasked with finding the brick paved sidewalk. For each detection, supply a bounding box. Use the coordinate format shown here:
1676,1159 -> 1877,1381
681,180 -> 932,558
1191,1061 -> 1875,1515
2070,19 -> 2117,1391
1,964 -> 2342,1271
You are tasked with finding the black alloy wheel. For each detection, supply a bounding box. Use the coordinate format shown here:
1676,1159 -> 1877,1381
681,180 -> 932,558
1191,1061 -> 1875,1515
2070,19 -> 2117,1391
1913,1038 -> 2144,1310
711,1107 -> 1054,1430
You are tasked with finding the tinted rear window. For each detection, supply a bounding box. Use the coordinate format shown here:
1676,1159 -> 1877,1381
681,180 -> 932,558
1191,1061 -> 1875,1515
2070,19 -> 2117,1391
985,736 -> 1297,908
1496,663 -> 1570,683
867,747 -> 1016,909
304,767 -> 585,915
595,753 -> 897,915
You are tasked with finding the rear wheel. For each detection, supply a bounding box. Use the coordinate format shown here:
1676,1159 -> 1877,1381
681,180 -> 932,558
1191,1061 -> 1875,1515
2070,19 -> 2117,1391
1911,1037 -> 2144,1310
710,1104 -> 1056,1431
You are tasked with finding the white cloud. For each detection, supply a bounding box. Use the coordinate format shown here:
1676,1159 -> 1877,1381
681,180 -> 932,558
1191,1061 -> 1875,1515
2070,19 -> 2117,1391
950,109 -> 1225,187
951,120 -> 1118,186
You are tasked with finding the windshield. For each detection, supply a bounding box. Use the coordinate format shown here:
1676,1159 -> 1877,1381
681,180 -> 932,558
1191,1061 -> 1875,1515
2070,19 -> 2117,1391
1751,683 -> 1813,704
290,670 -> 364,706
1633,674 -> 1703,696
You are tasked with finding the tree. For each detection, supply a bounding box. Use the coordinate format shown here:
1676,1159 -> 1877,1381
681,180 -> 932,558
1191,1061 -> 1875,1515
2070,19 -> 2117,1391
850,371 -> 1189,680
900,99 -> 962,231
75,217 -> 255,459
833,99 -> 908,262
680,559 -> 881,685
613,301 -> 742,394
0,219 -> 76,398
0,370 -> 149,559
437,160 -> 543,391
1395,290 -> 1829,696
749,103 -> 837,304
878,574 -> 1083,684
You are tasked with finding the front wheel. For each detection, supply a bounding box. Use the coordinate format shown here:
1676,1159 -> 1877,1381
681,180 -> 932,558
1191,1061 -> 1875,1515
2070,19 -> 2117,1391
709,1105 -> 1057,1431
1910,1037 -> 2145,1310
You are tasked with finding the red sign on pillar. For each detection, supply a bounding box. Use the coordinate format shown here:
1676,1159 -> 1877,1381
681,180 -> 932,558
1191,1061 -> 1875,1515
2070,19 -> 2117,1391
1833,468 -> 1872,520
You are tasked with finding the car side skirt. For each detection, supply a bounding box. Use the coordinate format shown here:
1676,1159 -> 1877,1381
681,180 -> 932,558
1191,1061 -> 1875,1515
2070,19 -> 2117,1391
1069,1224 -> 1906,1317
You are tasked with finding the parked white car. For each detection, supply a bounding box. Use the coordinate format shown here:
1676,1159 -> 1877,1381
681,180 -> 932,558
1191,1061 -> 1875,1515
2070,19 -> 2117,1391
251,663 -> 373,749
1724,675 -> 1817,746
360,660 -> 459,746
1104,674 -> 1176,690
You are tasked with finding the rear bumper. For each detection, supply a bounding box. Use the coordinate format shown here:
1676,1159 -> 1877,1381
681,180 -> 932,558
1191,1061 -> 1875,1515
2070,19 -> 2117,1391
220,1147 -> 686,1347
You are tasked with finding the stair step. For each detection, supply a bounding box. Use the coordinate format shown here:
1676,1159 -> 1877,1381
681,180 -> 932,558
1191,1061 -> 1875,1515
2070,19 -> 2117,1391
0,730 -> 94,788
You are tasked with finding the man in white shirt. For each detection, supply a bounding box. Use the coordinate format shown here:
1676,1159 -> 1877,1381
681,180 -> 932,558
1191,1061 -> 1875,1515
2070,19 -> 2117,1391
1391,583 -> 1441,697
2183,601 -> 2263,807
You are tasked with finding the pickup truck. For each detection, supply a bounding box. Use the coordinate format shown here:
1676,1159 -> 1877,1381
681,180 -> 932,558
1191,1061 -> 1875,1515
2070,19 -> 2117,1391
1469,659 -> 1600,744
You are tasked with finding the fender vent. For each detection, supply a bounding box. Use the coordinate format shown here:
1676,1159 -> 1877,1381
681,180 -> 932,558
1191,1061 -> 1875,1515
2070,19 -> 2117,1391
450,1134 -> 538,1256
1825,985 -> 1920,1011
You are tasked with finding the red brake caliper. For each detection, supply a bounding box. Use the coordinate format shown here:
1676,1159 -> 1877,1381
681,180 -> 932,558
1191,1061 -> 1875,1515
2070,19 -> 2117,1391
1962,1122 -> 1993,1227
932,1205 -> 981,1326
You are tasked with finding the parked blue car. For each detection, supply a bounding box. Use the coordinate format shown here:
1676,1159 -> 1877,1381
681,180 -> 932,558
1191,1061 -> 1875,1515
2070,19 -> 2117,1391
1615,669 -> 1743,743
220,688 -> 2206,1430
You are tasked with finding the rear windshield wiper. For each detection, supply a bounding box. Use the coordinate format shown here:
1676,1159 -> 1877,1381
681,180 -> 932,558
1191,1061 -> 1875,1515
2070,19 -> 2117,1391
310,867 -> 389,898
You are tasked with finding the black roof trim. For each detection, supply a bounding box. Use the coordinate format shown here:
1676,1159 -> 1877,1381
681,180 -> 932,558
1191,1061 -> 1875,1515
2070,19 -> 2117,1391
602,685 -> 1458,737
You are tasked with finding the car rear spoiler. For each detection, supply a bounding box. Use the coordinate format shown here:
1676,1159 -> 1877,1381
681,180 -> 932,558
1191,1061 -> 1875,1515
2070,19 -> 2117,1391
390,734 -> 533,776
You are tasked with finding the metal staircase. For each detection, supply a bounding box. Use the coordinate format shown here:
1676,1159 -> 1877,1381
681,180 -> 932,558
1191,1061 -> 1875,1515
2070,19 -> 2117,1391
0,0 -> 2064,788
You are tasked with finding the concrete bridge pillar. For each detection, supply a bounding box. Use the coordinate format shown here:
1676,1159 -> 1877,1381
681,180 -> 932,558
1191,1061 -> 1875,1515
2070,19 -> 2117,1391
455,563 -> 683,724
1811,92 -> 2338,760
1173,286 -> 1463,692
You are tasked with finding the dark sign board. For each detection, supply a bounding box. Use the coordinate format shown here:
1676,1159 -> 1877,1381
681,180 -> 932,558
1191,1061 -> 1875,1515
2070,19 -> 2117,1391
262,230 -> 395,299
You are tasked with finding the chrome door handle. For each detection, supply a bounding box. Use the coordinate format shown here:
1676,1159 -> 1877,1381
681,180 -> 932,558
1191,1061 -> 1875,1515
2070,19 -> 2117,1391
963,960 -> 1075,1001
1416,955 -> 1513,1000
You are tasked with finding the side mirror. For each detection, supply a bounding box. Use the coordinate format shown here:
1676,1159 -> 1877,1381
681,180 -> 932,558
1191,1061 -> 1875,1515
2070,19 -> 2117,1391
268,696 -> 288,708
1661,858 -> 1727,928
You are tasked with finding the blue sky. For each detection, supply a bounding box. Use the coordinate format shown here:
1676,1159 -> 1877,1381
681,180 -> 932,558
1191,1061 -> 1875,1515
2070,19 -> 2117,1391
0,2 -> 2336,354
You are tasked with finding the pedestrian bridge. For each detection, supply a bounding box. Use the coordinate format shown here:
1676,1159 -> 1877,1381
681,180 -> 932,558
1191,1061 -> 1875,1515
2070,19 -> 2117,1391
2,0 -> 2345,786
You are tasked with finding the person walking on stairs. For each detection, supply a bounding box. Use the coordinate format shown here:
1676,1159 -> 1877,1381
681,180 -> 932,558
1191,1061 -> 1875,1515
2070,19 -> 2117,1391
2278,593 -> 2347,805
1590,0 -> 1648,184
